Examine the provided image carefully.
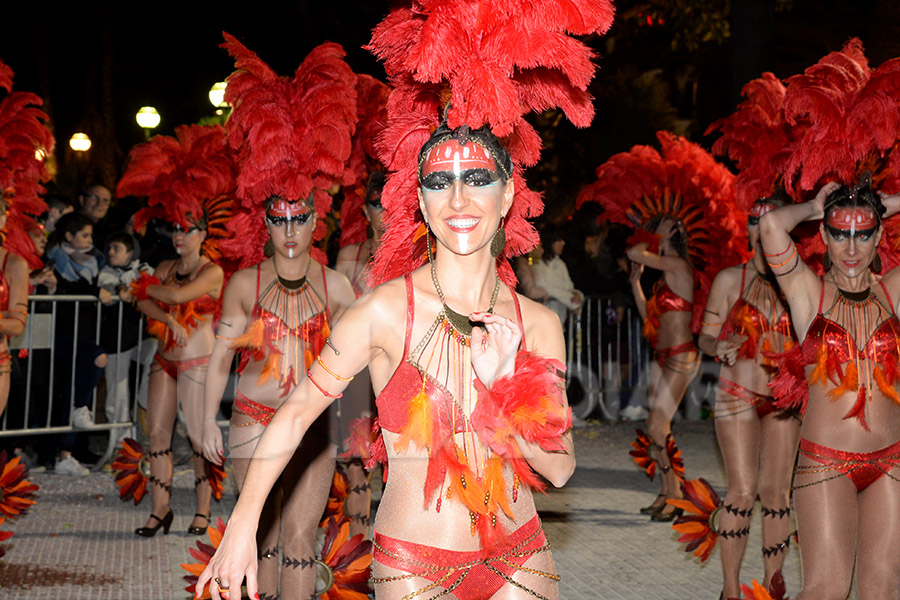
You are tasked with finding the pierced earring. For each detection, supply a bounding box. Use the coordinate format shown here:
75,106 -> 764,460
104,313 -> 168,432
872,252 -> 883,274
264,239 -> 274,257
426,232 -> 435,263
490,217 -> 506,258
822,253 -> 832,271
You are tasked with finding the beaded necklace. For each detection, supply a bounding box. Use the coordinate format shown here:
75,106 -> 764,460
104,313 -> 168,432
407,238 -> 510,535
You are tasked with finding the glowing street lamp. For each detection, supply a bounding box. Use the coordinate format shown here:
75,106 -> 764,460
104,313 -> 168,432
69,133 -> 92,152
209,82 -> 228,108
136,106 -> 160,137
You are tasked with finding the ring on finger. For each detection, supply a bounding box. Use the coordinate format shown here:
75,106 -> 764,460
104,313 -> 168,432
214,577 -> 231,593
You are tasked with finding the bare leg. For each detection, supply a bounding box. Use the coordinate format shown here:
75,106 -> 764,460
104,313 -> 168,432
714,395 -> 761,599
143,365 -> 176,529
856,465 -> 900,600
178,362 -> 211,530
793,459 -> 857,600
647,352 -> 699,516
279,420 -> 336,600
757,412 -> 801,589
230,414 -> 280,600
496,550 -> 559,599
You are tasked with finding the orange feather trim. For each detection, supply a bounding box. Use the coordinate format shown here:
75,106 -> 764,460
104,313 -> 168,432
394,387 -> 432,453
809,344 -> 829,386
130,273 -> 161,301
874,365 -> 900,405
827,360 -> 858,400
843,385 -> 870,431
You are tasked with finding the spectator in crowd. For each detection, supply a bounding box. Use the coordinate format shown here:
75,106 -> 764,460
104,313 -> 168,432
78,184 -> 114,249
97,232 -> 154,446
533,224 -> 583,325
45,211 -> 108,473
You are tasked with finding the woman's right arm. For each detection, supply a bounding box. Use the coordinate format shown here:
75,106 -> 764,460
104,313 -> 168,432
196,286 -> 397,600
201,270 -> 252,465
758,183 -> 836,336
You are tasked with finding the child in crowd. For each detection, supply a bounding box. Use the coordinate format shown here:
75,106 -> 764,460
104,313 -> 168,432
97,233 -> 153,443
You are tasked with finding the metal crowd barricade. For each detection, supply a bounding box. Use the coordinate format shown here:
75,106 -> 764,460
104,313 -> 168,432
563,296 -> 716,421
5,295 -> 144,451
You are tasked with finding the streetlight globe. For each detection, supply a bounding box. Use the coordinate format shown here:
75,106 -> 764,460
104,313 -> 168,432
209,82 -> 228,108
136,106 -> 161,129
69,133 -> 92,152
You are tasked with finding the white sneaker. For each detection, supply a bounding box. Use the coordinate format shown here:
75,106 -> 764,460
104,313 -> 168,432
72,406 -> 95,429
620,405 -> 649,421
55,455 -> 90,476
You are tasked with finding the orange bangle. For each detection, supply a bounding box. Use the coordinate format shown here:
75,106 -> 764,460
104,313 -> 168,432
307,369 -> 342,398
766,246 -> 797,269
316,356 -> 353,382
764,241 -> 793,258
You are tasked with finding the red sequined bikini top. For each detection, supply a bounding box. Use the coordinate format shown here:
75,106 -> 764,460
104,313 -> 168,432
375,274 -> 528,435
800,280 -> 900,366
147,262 -> 219,351
719,265 -> 795,360
797,278 -> 900,431
231,262 -> 330,397
643,279 -> 692,348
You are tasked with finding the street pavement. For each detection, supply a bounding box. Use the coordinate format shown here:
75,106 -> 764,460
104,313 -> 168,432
0,419 -> 833,599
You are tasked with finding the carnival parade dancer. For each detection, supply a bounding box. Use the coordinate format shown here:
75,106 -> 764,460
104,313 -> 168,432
578,132 -> 747,521
197,2 -> 614,599
0,60 -> 52,416
199,35 -> 357,600
757,40 -> 900,599
696,72 -> 802,598
117,124 -> 234,537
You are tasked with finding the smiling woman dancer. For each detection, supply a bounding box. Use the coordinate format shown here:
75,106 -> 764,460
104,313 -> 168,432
200,36 -> 357,600
197,2 -> 614,599
117,124 -> 233,538
0,59 -> 53,416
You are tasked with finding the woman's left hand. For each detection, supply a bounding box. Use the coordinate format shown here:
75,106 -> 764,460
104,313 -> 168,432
470,312 -> 522,387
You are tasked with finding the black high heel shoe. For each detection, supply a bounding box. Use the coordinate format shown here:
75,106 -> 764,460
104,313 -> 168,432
188,513 -> 210,535
640,493 -> 667,515
135,509 -> 174,537
650,503 -> 683,522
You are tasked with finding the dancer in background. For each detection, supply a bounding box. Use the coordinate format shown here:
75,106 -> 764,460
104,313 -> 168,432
577,131 -> 748,521
117,124 -> 234,538
0,59 -> 52,416
200,35 -> 357,600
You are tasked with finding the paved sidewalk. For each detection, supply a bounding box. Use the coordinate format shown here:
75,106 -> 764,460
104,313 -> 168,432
0,420 -> 822,599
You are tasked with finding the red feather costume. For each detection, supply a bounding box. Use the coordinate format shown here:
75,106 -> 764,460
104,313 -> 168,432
364,0 -> 613,564
218,34 -> 358,269
215,34 -> 358,396
765,39 -> 900,418
117,124 -> 236,350
577,130 -> 749,332
0,60 -> 53,270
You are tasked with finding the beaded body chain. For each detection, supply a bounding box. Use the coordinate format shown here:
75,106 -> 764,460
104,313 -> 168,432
405,253 -> 516,534
230,260 -> 330,396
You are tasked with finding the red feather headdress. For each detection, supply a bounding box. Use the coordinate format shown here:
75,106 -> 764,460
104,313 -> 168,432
116,124 -> 236,263
340,75 -> 391,248
218,33 -> 358,268
781,38 -> 900,272
366,0 -> 615,287
577,131 -> 749,330
707,72 -> 801,210
0,60 -> 53,270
